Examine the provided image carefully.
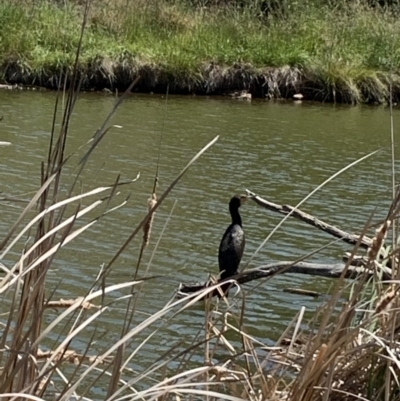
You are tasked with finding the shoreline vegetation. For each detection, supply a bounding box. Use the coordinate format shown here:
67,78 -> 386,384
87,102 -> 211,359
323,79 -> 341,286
2,0 -> 400,103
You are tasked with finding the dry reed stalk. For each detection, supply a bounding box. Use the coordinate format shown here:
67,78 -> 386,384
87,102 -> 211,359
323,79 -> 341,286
134,191 -> 157,278
116,190 -> 158,396
310,343 -> 328,373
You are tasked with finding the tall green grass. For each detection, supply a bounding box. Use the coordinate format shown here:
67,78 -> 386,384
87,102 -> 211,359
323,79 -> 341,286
2,0 -> 400,101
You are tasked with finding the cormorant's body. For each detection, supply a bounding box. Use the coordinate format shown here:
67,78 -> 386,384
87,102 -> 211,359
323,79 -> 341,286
218,195 -> 246,281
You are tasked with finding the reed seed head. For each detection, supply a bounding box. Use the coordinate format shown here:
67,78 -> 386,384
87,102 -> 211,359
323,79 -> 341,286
367,220 -> 391,261
143,192 -> 157,246
375,285 -> 398,315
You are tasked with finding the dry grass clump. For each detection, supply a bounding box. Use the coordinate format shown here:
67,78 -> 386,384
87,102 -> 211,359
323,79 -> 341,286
277,194 -> 400,401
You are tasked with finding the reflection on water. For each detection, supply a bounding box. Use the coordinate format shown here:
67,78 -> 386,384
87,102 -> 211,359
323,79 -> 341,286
0,91 -> 398,383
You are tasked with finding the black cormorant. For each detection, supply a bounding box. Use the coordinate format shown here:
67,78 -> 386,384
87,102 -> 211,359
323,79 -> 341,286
218,195 -> 247,282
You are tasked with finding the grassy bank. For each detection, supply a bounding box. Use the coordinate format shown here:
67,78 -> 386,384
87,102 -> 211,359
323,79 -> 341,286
2,0 -> 400,102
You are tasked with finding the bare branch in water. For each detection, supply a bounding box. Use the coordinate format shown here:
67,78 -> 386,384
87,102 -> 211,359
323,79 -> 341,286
178,261 -> 392,296
246,190 -> 373,249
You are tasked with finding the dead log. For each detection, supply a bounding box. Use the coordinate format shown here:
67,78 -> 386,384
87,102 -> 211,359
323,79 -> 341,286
246,190 -> 373,249
178,261 -> 392,296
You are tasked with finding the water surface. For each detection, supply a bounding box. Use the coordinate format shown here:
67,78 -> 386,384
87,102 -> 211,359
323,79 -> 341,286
0,91 -> 397,392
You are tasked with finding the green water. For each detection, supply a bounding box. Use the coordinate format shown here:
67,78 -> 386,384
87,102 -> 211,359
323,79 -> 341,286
0,91 -> 397,393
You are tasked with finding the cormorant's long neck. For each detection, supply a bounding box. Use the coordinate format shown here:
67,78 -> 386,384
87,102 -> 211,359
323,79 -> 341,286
230,206 -> 242,226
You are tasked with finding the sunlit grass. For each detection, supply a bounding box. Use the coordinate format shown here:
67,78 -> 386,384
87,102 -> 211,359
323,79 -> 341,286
2,0 -> 400,101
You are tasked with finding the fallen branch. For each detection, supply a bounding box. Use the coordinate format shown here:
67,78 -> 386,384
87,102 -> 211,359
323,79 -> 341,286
44,298 -> 98,310
246,190 -> 373,249
283,288 -> 320,298
178,261 -> 392,295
